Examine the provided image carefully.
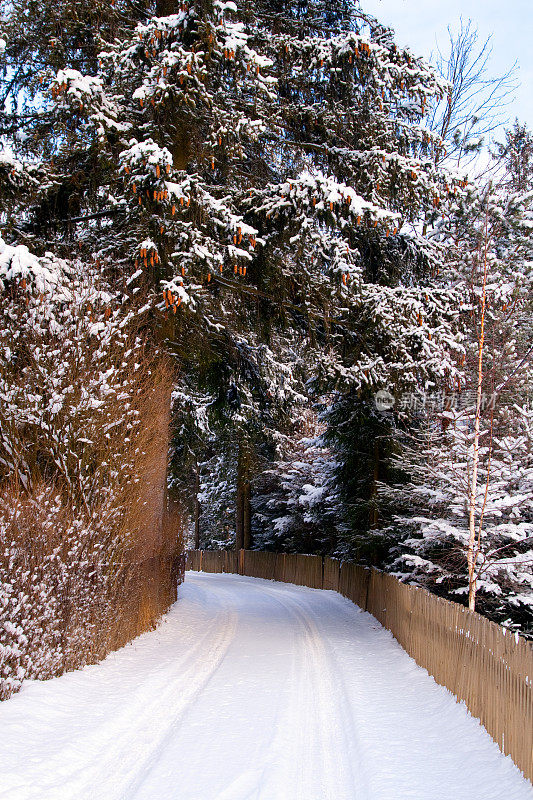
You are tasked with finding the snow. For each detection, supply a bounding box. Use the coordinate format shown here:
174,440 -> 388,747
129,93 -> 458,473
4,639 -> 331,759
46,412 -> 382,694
298,482 -> 325,507
0,237 -> 65,293
54,69 -> 103,101
0,572 -> 530,800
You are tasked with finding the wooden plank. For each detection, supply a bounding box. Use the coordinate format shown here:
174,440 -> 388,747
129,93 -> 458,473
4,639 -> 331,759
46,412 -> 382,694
323,557 -> 340,591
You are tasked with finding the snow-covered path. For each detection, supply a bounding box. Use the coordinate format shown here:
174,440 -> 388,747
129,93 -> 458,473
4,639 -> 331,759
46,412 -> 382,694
0,572 -> 531,800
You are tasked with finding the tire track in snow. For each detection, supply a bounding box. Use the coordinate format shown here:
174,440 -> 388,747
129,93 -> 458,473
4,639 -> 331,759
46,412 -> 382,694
120,583 -> 239,800
8,585 -> 238,800
257,583 -> 366,800
272,587 -> 373,800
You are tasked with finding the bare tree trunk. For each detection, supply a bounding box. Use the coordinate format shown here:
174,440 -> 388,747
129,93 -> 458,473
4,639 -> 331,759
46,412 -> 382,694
235,443 -> 252,550
235,446 -> 245,550
243,479 -> 251,549
370,439 -> 380,529
194,461 -> 200,550
235,479 -> 244,550
467,211 -> 489,612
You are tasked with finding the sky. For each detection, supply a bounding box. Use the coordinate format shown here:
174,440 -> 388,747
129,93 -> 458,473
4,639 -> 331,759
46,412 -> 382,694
360,0 -> 532,139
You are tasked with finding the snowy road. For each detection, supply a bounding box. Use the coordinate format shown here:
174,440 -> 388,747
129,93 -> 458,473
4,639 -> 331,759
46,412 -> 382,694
0,572 -> 531,800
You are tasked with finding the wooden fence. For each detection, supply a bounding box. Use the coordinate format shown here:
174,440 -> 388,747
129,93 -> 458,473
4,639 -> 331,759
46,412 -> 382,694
186,549 -> 533,783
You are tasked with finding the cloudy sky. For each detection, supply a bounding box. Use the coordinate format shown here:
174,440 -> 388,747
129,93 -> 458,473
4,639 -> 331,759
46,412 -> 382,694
361,0 -> 532,137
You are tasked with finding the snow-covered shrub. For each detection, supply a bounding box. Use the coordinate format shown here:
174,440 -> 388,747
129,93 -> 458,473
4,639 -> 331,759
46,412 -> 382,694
0,485 -> 133,699
0,242 -> 182,698
0,241 -> 143,498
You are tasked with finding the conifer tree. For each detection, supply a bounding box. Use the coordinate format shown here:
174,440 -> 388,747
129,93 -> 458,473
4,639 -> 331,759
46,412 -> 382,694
1,0 -> 466,554
378,125 -> 533,632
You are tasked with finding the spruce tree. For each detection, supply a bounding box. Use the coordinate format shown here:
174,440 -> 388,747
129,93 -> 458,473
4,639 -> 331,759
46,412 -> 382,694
1,0 -> 465,553
377,125 -> 533,632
